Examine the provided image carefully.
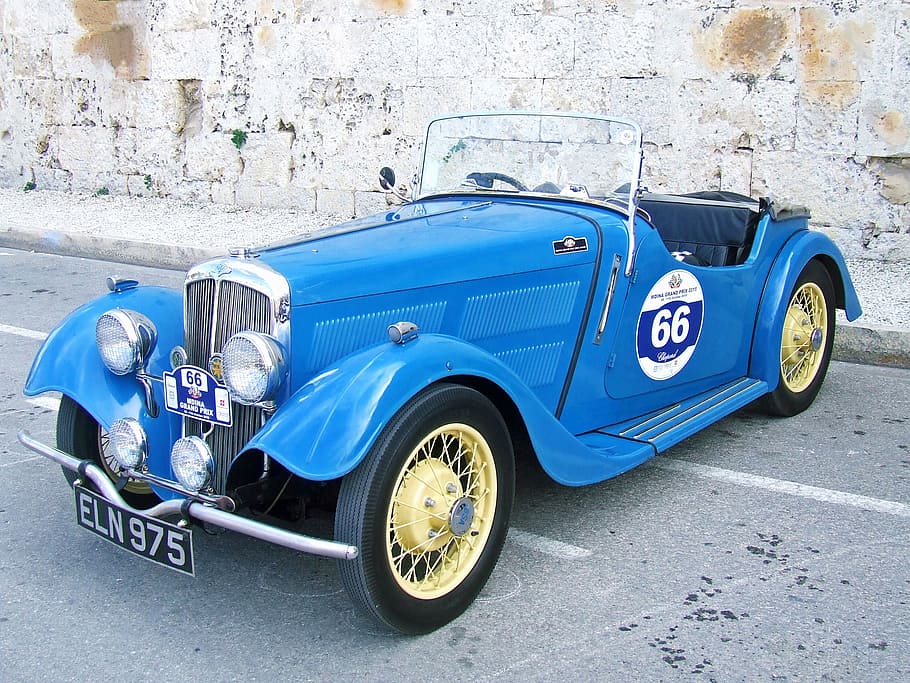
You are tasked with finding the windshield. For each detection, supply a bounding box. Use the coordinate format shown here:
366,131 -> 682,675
417,112 -> 642,203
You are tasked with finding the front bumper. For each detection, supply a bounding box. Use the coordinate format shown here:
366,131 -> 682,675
17,430 -> 359,561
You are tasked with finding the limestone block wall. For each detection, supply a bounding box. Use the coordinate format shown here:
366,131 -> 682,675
0,0 -> 907,259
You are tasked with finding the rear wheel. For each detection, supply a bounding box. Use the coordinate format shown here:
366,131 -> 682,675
335,384 -> 515,634
760,260 -> 835,416
56,395 -> 158,509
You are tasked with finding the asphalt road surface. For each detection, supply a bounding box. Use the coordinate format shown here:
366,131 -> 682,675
1,249 -> 907,681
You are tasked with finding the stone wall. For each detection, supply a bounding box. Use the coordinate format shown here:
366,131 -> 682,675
0,0 -> 907,259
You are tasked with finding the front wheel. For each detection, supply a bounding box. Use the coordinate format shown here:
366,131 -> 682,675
335,384 -> 515,634
56,395 -> 159,509
759,260 -> 835,416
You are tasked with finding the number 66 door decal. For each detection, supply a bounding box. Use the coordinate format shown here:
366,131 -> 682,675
636,270 -> 704,381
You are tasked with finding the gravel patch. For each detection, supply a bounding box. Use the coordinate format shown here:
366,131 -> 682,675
0,187 -> 339,249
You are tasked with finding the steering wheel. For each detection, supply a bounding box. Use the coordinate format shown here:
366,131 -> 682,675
463,172 -> 528,192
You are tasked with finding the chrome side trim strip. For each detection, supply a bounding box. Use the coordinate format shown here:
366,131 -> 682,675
17,430 -> 359,561
619,402 -> 683,438
639,379 -> 763,443
595,253 -> 623,345
619,378 -> 760,441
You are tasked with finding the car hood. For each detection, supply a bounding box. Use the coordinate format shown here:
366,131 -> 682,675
257,198 -> 603,305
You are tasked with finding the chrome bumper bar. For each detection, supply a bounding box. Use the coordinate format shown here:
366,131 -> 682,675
17,430 -> 359,561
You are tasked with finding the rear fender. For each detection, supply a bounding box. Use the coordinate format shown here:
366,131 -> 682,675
24,286 -> 184,466
749,230 -> 862,387
247,334 -> 653,485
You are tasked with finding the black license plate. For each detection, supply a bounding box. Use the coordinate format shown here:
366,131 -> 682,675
74,486 -> 195,577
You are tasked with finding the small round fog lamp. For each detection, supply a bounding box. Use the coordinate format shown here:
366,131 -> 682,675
105,418 -> 148,471
170,437 -> 214,492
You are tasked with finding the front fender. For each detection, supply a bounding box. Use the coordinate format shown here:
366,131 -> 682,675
749,230 -> 862,387
246,335 -> 519,480
248,333 -> 656,486
24,286 -> 184,468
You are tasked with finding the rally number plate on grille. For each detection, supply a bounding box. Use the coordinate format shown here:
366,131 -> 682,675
163,365 -> 232,427
74,486 -> 195,576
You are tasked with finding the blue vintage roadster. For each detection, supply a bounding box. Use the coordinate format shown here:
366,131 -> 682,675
20,112 -> 861,633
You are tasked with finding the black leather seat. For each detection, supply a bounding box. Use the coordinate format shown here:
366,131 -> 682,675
639,191 -> 760,266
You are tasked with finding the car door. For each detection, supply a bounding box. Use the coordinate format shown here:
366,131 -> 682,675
559,216 -> 766,435
600,225 -> 764,420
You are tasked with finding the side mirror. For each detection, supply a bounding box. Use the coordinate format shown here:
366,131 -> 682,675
378,166 -> 410,203
379,167 -> 396,191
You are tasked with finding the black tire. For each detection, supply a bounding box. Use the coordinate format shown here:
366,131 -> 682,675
759,260 -> 835,417
335,384 -> 515,634
56,395 -> 159,509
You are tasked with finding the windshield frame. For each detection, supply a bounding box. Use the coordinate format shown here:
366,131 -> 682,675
415,111 -> 643,274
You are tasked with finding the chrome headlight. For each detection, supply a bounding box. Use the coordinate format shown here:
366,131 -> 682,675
105,418 -> 148,470
221,331 -> 287,404
96,309 -> 157,375
170,437 -> 214,492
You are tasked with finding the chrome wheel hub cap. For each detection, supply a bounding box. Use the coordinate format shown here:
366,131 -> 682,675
810,327 -> 824,352
448,497 -> 475,537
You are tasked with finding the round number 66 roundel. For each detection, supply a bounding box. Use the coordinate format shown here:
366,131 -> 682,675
651,304 -> 692,348
636,270 -> 704,380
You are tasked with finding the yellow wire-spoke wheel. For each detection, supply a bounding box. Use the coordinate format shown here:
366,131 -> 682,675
386,423 -> 497,599
780,281 -> 827,393
335,384 -> 515,634
760,260 -> 835,417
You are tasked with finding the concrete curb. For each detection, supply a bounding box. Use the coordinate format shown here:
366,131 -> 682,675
2,225 -> 908,369
834,322 -> 910,369
0,226 -> 221,271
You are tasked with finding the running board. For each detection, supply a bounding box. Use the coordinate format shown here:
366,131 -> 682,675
598,377 -> 769,453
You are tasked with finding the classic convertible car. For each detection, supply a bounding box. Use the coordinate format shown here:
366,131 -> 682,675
19,112 -> 861,634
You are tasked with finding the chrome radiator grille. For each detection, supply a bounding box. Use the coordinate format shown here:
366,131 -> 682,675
183,274 -> 275,495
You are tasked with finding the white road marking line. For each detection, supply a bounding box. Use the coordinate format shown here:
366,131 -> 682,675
27,396 -> 60,412
0,456 -> 43,468
508,528 -> 592,559
652,457 -> 910,519
0,322 -> 47,340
